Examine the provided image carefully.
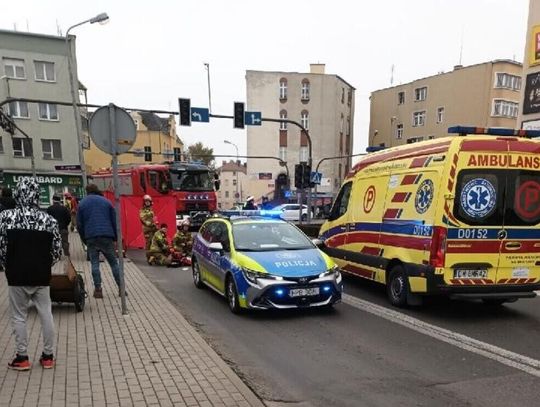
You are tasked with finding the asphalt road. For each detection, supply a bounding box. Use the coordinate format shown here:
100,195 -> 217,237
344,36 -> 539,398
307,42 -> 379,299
131,249 -> 540,407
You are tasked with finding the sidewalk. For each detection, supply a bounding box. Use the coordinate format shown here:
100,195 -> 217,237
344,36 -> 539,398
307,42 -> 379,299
0,234 -> 264,407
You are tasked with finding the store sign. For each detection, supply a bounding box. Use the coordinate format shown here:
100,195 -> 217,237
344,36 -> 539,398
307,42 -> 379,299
530,25 -> 540,66
258,172 -> 272,180
13,175 -> 63,184
523,119 -> 540,131
523,72 -> 540,114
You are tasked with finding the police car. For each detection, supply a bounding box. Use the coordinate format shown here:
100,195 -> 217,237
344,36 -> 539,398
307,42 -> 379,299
192,211 -> 343,313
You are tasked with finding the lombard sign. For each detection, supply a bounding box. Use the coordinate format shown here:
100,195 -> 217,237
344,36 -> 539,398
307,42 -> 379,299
13,175 -> 64,184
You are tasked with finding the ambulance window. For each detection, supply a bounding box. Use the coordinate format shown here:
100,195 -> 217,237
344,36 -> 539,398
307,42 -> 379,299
329,182 -> 352,221
454,170 -> 503,225
506,170 -> 540,226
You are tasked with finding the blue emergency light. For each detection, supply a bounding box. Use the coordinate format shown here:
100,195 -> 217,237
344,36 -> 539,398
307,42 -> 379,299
448,126 -> 540,138
218,210 -> 282,219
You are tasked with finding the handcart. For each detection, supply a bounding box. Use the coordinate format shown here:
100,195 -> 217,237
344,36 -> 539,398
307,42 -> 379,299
50,258 -> 87,312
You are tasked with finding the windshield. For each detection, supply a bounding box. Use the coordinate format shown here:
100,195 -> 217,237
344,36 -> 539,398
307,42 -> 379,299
170,170 -> 213,191
232,222 -> 314,251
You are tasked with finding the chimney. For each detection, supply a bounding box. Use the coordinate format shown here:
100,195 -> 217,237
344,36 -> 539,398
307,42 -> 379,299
453,64 -> 463,71
310,63 -> 325,74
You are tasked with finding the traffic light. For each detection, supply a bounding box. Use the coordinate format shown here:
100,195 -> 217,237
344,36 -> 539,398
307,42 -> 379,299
294,164 -> 303,189
178,98 -> 191,126
302,164 -> 312,188
233,102 -> 245,129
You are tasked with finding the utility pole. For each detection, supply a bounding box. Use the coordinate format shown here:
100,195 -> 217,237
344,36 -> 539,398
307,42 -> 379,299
204,63 -> 212,113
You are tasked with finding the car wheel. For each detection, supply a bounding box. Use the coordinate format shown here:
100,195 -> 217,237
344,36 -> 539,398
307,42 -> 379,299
226,275 -> 241,314
387,265 -> 409,307
192,259 -> 204,289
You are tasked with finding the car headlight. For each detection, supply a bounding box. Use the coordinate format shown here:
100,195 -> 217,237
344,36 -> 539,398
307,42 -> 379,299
242,267 -> 283,284
319,265 -> 340,279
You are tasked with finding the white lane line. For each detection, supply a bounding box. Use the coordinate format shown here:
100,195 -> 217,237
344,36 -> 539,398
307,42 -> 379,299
343,294 -> 540,378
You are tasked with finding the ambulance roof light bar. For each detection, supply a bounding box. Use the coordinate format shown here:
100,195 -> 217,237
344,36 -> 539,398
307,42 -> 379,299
448,126 -> 540,138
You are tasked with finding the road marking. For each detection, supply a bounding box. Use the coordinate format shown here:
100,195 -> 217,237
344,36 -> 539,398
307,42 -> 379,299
343,294 -> 540,378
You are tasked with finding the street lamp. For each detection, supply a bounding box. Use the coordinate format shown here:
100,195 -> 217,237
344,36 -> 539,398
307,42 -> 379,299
65,12 -> 109,191
224,140 -> 240,202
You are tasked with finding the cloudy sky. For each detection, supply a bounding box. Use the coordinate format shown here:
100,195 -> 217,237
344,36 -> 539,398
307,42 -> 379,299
0,0 -> 530,162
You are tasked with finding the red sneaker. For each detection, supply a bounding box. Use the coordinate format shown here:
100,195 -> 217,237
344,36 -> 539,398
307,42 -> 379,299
39,353 -> 55,369
8,354 -> 31,371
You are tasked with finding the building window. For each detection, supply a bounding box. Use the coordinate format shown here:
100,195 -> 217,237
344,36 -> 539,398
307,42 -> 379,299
414,87 -> 427,101
12,137 -> 32,157
225,191 -> 229,198
144,146 -> 152,161
412,111 -> 426,127
396,124 -> 403,139
346,117 -> 351,136
347,89 -> 352,106
34,61 -> 55,82
38,103 -> 58,121
279,110 -> 288,130
7,101 -> 29,118
299,146 -> 308,162
301,79 -> 310,101
0,136 -> 3,154
340,114 -> 344,134
341,88 -> 345,103
3,58 -> 25,79
436,107 -> 444,123
232,179 -> 237,186
41,139 -> 62,160
224,179 -> 229,186
398,91 -> 405,104
428,135 -> 435,140
495,73 -> 521,91
301,110 -> 309,130
279,78 -> 287,100
173,147 -> 181,161
279,146 -> 287,161
407,136 -> 424,144
492,99 -> 519,118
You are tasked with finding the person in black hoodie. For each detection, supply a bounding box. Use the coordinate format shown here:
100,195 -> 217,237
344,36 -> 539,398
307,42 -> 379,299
47,194 -> 72,256
0,177 -> 62,371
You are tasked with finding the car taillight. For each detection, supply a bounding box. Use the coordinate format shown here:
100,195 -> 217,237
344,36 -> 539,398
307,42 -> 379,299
429,226 -> 447,268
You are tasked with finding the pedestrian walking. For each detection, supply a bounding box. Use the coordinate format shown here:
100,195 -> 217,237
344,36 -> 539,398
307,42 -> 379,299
76,183 -> 123,298
139,194 -> 157,260
0,177 -> 62,370
64,192 -> 78,232
47,194 -> 72,256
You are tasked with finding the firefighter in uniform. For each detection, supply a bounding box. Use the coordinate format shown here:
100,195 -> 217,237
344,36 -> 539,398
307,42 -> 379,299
140,195 -> 157,260
148,223 -> 173,266
173,219 -> 193,257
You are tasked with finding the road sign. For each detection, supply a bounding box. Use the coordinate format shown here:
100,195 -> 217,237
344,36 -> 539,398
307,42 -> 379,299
191,107 -> 210,123
244,111 -> 262,126
89,105 -> 137,155
310,171 -> 322,185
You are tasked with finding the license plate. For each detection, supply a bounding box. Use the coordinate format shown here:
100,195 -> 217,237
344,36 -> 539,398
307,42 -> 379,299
289,287 -> 320,297
453,269 -> 488,279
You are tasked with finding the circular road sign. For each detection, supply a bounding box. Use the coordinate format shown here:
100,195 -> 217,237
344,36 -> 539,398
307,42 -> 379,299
89,104 -> 136,155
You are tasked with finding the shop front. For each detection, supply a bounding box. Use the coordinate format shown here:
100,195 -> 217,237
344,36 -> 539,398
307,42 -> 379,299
2,172 -> 83,207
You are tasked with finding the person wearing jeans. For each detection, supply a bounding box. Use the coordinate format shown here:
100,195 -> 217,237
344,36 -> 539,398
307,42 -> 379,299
77,184 -> 124,298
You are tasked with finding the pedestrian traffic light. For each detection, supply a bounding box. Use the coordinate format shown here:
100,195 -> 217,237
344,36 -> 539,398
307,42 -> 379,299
178,98 -> 191,127
294,164 -> 303,189
233,102 -> 245,129
302,164 -> 312,188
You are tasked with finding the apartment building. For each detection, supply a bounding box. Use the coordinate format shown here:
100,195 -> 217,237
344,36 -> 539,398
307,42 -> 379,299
369,60 -> 523,147
216,160 -> 247,210
246,64 -> 355,201
0,29 -> 84,204
85,111 -> 183,172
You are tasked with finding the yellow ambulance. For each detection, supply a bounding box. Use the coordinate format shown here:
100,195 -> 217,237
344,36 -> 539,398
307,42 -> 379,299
319,126 -> 540,306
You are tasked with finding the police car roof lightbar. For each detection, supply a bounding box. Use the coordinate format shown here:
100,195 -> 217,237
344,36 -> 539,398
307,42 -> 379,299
217,210 -> 283,219
448,126 -> 540,138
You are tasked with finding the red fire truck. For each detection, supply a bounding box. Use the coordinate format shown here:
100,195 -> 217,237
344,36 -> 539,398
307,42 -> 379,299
91,162 -> 218,226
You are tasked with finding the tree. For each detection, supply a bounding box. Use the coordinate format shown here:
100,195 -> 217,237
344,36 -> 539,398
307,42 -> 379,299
187,142 -> 214,167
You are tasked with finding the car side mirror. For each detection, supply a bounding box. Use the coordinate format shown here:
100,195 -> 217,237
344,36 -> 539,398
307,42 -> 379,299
312,238 -> 325,248
209,242 -> 223,251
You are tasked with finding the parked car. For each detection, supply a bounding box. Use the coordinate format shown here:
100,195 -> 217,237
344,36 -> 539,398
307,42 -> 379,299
273,204 -> 312,221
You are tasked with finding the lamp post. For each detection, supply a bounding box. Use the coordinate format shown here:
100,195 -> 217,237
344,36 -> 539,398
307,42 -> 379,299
65,12 -> 109,191
224,140 -> 239,203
